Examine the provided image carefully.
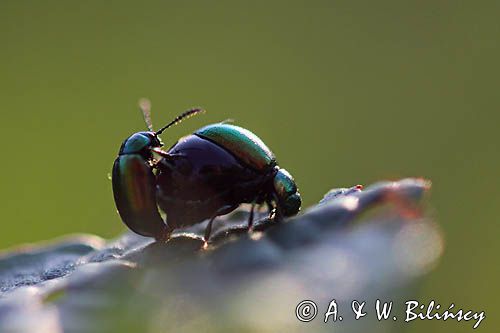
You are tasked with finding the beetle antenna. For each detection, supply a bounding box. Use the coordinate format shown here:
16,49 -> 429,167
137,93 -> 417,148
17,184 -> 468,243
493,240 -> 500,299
220,118 -> 234,124
156,108 -> 206,135
139,98 -> 154,131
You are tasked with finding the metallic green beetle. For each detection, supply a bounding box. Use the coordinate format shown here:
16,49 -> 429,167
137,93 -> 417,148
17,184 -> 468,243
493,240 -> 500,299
112,102 -> 301,243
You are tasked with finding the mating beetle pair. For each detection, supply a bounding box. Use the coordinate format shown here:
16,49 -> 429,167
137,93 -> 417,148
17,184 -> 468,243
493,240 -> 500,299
112,100 -> 301,244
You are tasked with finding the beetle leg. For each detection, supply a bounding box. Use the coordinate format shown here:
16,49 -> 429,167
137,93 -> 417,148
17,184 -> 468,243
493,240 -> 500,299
155,222 -> 173,242
203,217 -> 215,247
151,147 -> 186,160
271,192 -> 284,223
266,200 -> 275,218
247,202 -> 257,231
203,204 -> 236,247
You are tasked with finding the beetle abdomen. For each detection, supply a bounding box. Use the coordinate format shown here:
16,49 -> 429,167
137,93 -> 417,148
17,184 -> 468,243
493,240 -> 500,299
156,134 -> 271,228
112,154 -> 167,238
195,124 -> 276,171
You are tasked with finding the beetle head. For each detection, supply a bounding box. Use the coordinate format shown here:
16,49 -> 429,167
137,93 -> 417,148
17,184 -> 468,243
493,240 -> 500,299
118,99 -> 205,158
273,168 -> 301,216
119,131 -> 163,158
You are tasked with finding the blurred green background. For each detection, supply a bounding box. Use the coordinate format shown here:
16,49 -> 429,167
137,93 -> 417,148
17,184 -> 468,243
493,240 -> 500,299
1,1 -> 498,332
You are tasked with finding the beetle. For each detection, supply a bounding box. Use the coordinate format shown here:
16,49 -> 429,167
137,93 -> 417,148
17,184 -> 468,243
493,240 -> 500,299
112,100 -> 301,244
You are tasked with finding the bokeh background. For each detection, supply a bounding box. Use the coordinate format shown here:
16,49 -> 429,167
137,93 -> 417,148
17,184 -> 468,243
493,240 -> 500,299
1,1 -> 498,332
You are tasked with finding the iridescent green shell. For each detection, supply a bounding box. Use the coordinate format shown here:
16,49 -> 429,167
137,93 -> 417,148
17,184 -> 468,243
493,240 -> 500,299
112,154 -> 166,238
273,168 -> 301,216
195,124 -> 276,171
273,169 -> 297,197
119,132 -> 151,154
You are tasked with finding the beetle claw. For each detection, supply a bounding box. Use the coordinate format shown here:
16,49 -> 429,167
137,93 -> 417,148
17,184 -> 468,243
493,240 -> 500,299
153,224 -> 173,243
